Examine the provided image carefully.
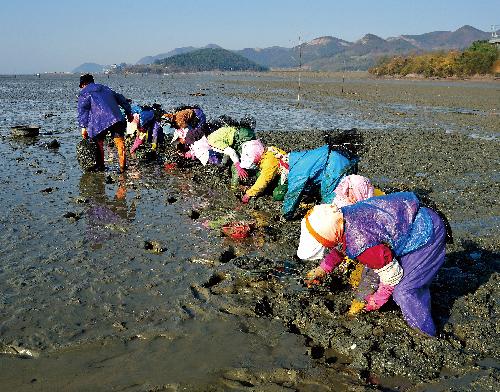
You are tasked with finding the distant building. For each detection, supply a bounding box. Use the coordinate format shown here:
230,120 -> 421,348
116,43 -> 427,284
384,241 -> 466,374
489,25 -> 500,46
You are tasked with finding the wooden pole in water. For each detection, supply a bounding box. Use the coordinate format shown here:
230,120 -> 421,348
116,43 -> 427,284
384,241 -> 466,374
342,58 -> 346,94
298,35 -> 302,104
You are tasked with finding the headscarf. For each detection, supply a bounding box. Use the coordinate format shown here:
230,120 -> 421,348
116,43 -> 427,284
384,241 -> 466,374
173,109 -> 195,129
333,175 -> 374,208
191,136 -> 211,166
239,139 -> 265,169
296,204 -> 344,260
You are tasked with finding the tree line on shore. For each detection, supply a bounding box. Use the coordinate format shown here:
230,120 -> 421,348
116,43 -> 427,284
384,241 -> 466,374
369,41 -> 499,77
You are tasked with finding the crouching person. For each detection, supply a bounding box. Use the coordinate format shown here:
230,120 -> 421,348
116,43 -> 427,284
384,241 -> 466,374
240,144 -> 289,203
297,192 -> 447,336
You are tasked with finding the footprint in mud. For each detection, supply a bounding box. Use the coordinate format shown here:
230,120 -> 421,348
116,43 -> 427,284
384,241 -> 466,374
254,296 -> 273,317
63,211 -> 84,222
190,284 -> 210,301
219,246 -> 236,263
202,272 -> 226,289
143,240 -> 165,253
188,209 -> 200,220
167,196 -> 177,204
44,139 -> 60,149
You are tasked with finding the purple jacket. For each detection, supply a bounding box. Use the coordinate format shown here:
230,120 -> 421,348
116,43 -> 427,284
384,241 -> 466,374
78,83 -> 131,138
341,192 -> 434,258
185,108 -> 207,146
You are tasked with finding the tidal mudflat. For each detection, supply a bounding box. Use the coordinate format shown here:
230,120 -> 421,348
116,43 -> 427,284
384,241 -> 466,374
0,72 -> 498,391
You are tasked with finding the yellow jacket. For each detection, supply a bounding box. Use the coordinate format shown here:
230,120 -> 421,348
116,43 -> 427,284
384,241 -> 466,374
207,126 -> 236,151
246,147 -> 287,197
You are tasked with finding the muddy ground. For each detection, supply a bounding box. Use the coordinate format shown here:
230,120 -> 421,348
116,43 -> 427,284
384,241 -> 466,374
0,72 -> 498,391
165,125 -> 499,391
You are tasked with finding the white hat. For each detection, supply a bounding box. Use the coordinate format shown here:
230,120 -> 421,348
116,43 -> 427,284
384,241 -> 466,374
239,139 -> 265,169
296,219 -> 326,260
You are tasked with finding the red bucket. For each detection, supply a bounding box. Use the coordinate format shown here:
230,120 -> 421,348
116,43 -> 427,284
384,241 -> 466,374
221,221 -> 253,240
164,162 -> 177,171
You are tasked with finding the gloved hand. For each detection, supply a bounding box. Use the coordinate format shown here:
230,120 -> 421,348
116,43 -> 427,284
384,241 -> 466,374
234,162 -> 248,179
184,151 -> 194,159
81,128 -> 88,139
241,193 -> 251,203
304,266 -> 326,288
151,143 -> 157,151
126,113 -> 134,123
348,299 -> 366,316
130,137 -> 143,154
365,283 -> 395,311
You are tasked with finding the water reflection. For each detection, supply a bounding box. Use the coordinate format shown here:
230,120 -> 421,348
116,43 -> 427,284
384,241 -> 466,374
79,173 -> 136,247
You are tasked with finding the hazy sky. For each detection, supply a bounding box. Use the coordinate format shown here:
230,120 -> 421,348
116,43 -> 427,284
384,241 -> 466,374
0,0 -> 498,74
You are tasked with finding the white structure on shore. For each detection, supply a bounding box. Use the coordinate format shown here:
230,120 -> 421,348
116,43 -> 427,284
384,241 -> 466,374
489,25 -> 500,46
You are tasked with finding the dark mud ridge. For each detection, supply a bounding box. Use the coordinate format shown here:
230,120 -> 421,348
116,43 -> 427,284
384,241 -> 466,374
161,128 -> 499,389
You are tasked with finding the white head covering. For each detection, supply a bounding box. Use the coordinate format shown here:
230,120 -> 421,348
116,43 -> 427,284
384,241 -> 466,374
239,139 -> 265,169
296,204 -> 344,260
332,175 -> 374,208
297,219 -> 326,260
191,136 -> 211,166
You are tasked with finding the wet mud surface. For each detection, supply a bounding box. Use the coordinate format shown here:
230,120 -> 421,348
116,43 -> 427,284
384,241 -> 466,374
0,73 -> 498,391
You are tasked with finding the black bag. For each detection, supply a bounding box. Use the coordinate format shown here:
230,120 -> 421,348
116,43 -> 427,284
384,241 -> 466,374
76,139 -> 98,172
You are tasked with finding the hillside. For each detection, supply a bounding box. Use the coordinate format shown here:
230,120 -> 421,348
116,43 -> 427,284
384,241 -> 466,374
398,25 -> 490,51
369,40 -> 499,77
72,62 -> 105,74
157,48 -> 267,72
235,46 -> 296,69
123,48 -> 268,74
136,44 -> 222,65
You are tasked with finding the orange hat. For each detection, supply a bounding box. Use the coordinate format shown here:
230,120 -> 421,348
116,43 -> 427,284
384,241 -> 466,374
297,204 -> 344,260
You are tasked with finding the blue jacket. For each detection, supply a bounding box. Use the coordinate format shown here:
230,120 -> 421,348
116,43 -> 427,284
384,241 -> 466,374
78,83 -> 131,138
282,145 -> 357,217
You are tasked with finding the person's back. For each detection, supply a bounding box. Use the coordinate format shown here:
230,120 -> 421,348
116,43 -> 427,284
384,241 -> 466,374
78,83 -> 129,138
282,145 -> 357,219
77,74 -> 131,172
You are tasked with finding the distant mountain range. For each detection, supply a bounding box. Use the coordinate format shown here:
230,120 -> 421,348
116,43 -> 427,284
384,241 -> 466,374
73,25 -> 491,73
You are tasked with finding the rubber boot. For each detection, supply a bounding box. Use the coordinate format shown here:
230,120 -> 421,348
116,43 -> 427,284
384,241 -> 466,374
230,164 -> 239,190
96,138 -> 105,171
114,136 -> 126,172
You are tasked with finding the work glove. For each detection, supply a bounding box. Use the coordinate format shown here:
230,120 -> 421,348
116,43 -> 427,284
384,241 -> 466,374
151,143 -> 157,151
304,266 -> 326,288
234,162 -> 248,180
184,151 -> 194,159
241,193 -> 251,203
365,283 -> 395,311
81,128 -> 88,139
130,137 -> 143,154
348,299 -> 366,316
